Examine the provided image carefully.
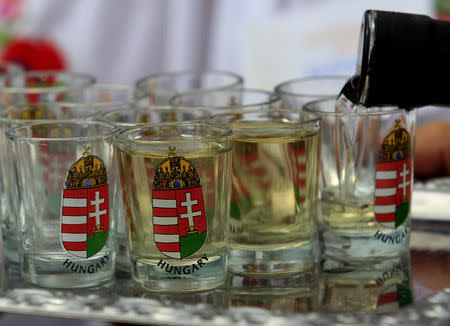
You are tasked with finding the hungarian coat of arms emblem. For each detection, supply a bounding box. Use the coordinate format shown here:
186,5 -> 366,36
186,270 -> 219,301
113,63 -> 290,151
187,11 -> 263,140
374,120 -> 411,229
60,146 -> 109,258
152,147 -> 207,260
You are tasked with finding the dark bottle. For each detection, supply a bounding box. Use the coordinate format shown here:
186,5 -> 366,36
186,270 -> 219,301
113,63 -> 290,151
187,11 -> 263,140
341,10 -> 450,110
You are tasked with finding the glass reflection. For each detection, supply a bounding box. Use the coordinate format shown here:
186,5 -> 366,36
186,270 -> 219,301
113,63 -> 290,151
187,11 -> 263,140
227,270 -> 319,314
132,285 -> 228,309
0,250 -> 424,316
320,252 -> 414,314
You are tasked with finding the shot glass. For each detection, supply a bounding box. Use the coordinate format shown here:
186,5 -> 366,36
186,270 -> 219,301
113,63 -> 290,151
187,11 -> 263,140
7,121 -> 117,288
99,105 -> 210,127
210,109 -> 321,275
303,98 -> 416,261
63,83 -> 148,114
135,70 -> 244,105
0,103 -> 102,263
0,71 -> 96,106
170,88 -> 281,114
114,123 -> 232,291
274,76 -> 349,110
99,105 -> 210,273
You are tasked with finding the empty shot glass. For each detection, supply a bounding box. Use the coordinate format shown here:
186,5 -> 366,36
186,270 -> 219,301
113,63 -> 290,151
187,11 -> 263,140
274,76 -> 349,110
7,121 -> 117,288
135,70 -> 244,105
0,71 -> 96,107
0,103 -> 104,263
99,105 -> 211,128
303,98 -> 416,262
170,88 -> 281,114
63,83 -> 148,114
210,109 -> 321,275
114,123 -> 232,291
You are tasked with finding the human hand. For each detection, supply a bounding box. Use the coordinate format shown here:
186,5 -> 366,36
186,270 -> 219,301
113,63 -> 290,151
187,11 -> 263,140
414,121 -> 450,178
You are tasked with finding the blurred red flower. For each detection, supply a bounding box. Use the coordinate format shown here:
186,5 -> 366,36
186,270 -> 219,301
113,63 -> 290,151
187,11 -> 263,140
0,37 -> 67,71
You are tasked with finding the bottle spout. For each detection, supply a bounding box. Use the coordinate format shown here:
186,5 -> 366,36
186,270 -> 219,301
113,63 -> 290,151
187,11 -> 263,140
339,75 -> 361,105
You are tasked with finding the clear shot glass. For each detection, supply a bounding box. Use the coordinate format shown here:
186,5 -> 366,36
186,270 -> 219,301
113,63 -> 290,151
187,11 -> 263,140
170,88 -> 280,115
0,70 -> 96,106
303,97 -> 416,262
0,102 -> 103,263
114,122 -> 232,291
135,70 -> 244,105
7,121 -> 117,288
210,109 -> 321,275
274,76 -> 349,110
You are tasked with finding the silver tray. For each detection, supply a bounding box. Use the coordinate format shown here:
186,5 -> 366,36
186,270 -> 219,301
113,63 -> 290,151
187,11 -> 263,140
0,181 -> 448,326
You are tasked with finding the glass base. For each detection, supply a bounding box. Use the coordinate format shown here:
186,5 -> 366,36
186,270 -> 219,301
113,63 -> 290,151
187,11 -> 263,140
227,238 -> 317,275
131,255 -> 226,292
21,251 -> 115,288
320,224 -> 410,263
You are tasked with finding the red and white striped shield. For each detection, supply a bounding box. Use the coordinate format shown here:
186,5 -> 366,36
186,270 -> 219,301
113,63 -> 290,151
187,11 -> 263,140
60,147 -> 109,258
61,185 -> 109,258
152,186 -> 207,259
374,158 -> 411,229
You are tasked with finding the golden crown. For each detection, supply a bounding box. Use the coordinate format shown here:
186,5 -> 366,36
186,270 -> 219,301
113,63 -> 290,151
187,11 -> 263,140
153,147 -> 201,190
65,146 -> 108,189
379,120 -> 411,162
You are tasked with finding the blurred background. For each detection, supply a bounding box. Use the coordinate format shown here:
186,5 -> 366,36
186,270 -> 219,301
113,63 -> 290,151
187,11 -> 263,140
3,0 -> 446,130
0,0 -> 440,88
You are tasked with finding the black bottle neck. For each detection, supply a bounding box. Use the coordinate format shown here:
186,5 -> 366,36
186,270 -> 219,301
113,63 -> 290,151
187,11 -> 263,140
344,10 -> 450,109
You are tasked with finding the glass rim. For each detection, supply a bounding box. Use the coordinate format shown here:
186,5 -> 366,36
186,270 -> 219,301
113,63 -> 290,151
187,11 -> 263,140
209,108 -> 321,129
6,120 -> 117,142
114,121 -> 233,145
303,97 -> 405,116
0,102 -> 102,123
0,70 -> 96,93
170,88 -> 280,109
135,69 -> 244,92
61,82 -> 149,105
99,105 -> 211,126
274,75 -> 350,97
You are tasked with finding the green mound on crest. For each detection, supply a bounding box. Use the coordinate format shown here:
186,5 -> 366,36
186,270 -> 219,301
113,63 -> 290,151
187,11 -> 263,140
395,202 -> 410,227
180,231 -> 207,259
87,230 -> 109,258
